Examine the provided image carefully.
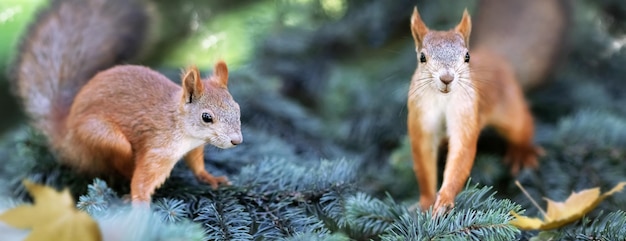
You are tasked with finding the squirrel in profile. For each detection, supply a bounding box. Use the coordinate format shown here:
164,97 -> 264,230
407,6 -> 546,213
12,0 -> 243,203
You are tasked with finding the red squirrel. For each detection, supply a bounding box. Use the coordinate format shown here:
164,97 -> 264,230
12,0 -> 242,203
407,7 -> 542,214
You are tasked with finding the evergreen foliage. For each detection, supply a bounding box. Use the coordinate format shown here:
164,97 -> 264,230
76,178 -> 119,217
380,185 -> 521,241
96,207 -> 205,241
73,159 -> 357,240
557,210 -> 626,240
1,0 -> 626,240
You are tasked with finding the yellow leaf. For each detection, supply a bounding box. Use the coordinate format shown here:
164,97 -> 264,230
509,212 -> 544,230
509,181 -> 626,231
0,180 -> 102,241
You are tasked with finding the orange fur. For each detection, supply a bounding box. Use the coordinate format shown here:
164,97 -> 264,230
471,0 -> 570,89
14,0 -> 243,204
408,7 -> 540,214
63,64 -> 241,203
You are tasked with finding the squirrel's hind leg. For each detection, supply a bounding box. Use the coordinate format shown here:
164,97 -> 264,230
490,105 -> 542,175
71,116 -> 133,178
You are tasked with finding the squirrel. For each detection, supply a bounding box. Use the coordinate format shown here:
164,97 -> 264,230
407,7 -> 543,214
11,0 -> 243,203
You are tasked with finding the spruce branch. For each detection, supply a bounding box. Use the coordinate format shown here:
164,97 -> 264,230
77,178 -> 120,217
380,185 -> 521,241
342,192 -> 400,239
551,210 -> 626,240
194,196 -> 253,241
276,232 -> 350,241
153,198 -> 190,223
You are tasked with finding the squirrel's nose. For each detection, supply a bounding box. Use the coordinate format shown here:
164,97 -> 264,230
439,73 -> 454,85
230,134 -> 243,146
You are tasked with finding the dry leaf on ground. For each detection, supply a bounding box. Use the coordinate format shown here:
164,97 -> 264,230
0,180 -> 101,241
510,181 -> 626,230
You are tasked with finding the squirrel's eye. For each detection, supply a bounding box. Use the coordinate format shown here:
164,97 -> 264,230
419,52 -> 427,63
202,113 -> 213,123
464,52 -> 470,63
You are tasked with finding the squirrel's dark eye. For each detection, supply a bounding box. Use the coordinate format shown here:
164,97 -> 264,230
202,113 -> 213,123
419,52 -> 427,63
464,52 -> 470,63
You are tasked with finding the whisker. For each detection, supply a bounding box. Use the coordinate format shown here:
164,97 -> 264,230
409,79 -> 434,98
456,79 -> 477,102
414,76 -> 433,82
410,81 -> 430,95
458,78 -> 491,102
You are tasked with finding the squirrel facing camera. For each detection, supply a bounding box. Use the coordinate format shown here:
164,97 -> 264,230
407,6 -> 541,215
410,7 -> 472,94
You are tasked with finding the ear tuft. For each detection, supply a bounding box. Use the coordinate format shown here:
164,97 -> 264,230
455,9 -> 472,46
214,61 -> 229,87
410,6 -> 429,48
181,65 -> 204,103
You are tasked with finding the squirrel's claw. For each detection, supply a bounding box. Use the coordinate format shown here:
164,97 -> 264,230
432,192 -> 454,217
505,144 -> 542,175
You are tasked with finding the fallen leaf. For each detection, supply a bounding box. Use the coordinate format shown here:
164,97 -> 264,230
510,181 -> 626,230
0,180 -> 101,241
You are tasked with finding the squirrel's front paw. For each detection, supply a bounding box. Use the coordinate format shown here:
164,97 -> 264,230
418,194 -> 436,211
129,192 -> 152,208
505,144 -> 544,175
196,171 -> 231,189
408,193 -> 436,212
432,193 -> 454,216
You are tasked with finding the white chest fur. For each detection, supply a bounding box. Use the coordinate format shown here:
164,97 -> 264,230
151,134 -> 206,163
411,88 -> 476,140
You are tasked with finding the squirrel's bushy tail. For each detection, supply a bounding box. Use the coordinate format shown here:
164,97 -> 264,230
471,0 -> 571,90
12,0 -> 148,142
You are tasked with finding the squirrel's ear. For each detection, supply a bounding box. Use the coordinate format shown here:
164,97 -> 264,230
455,9 -> 472,46
213,61 -> 229,87
411,6 -> 429,48
182,65 -> 204,103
